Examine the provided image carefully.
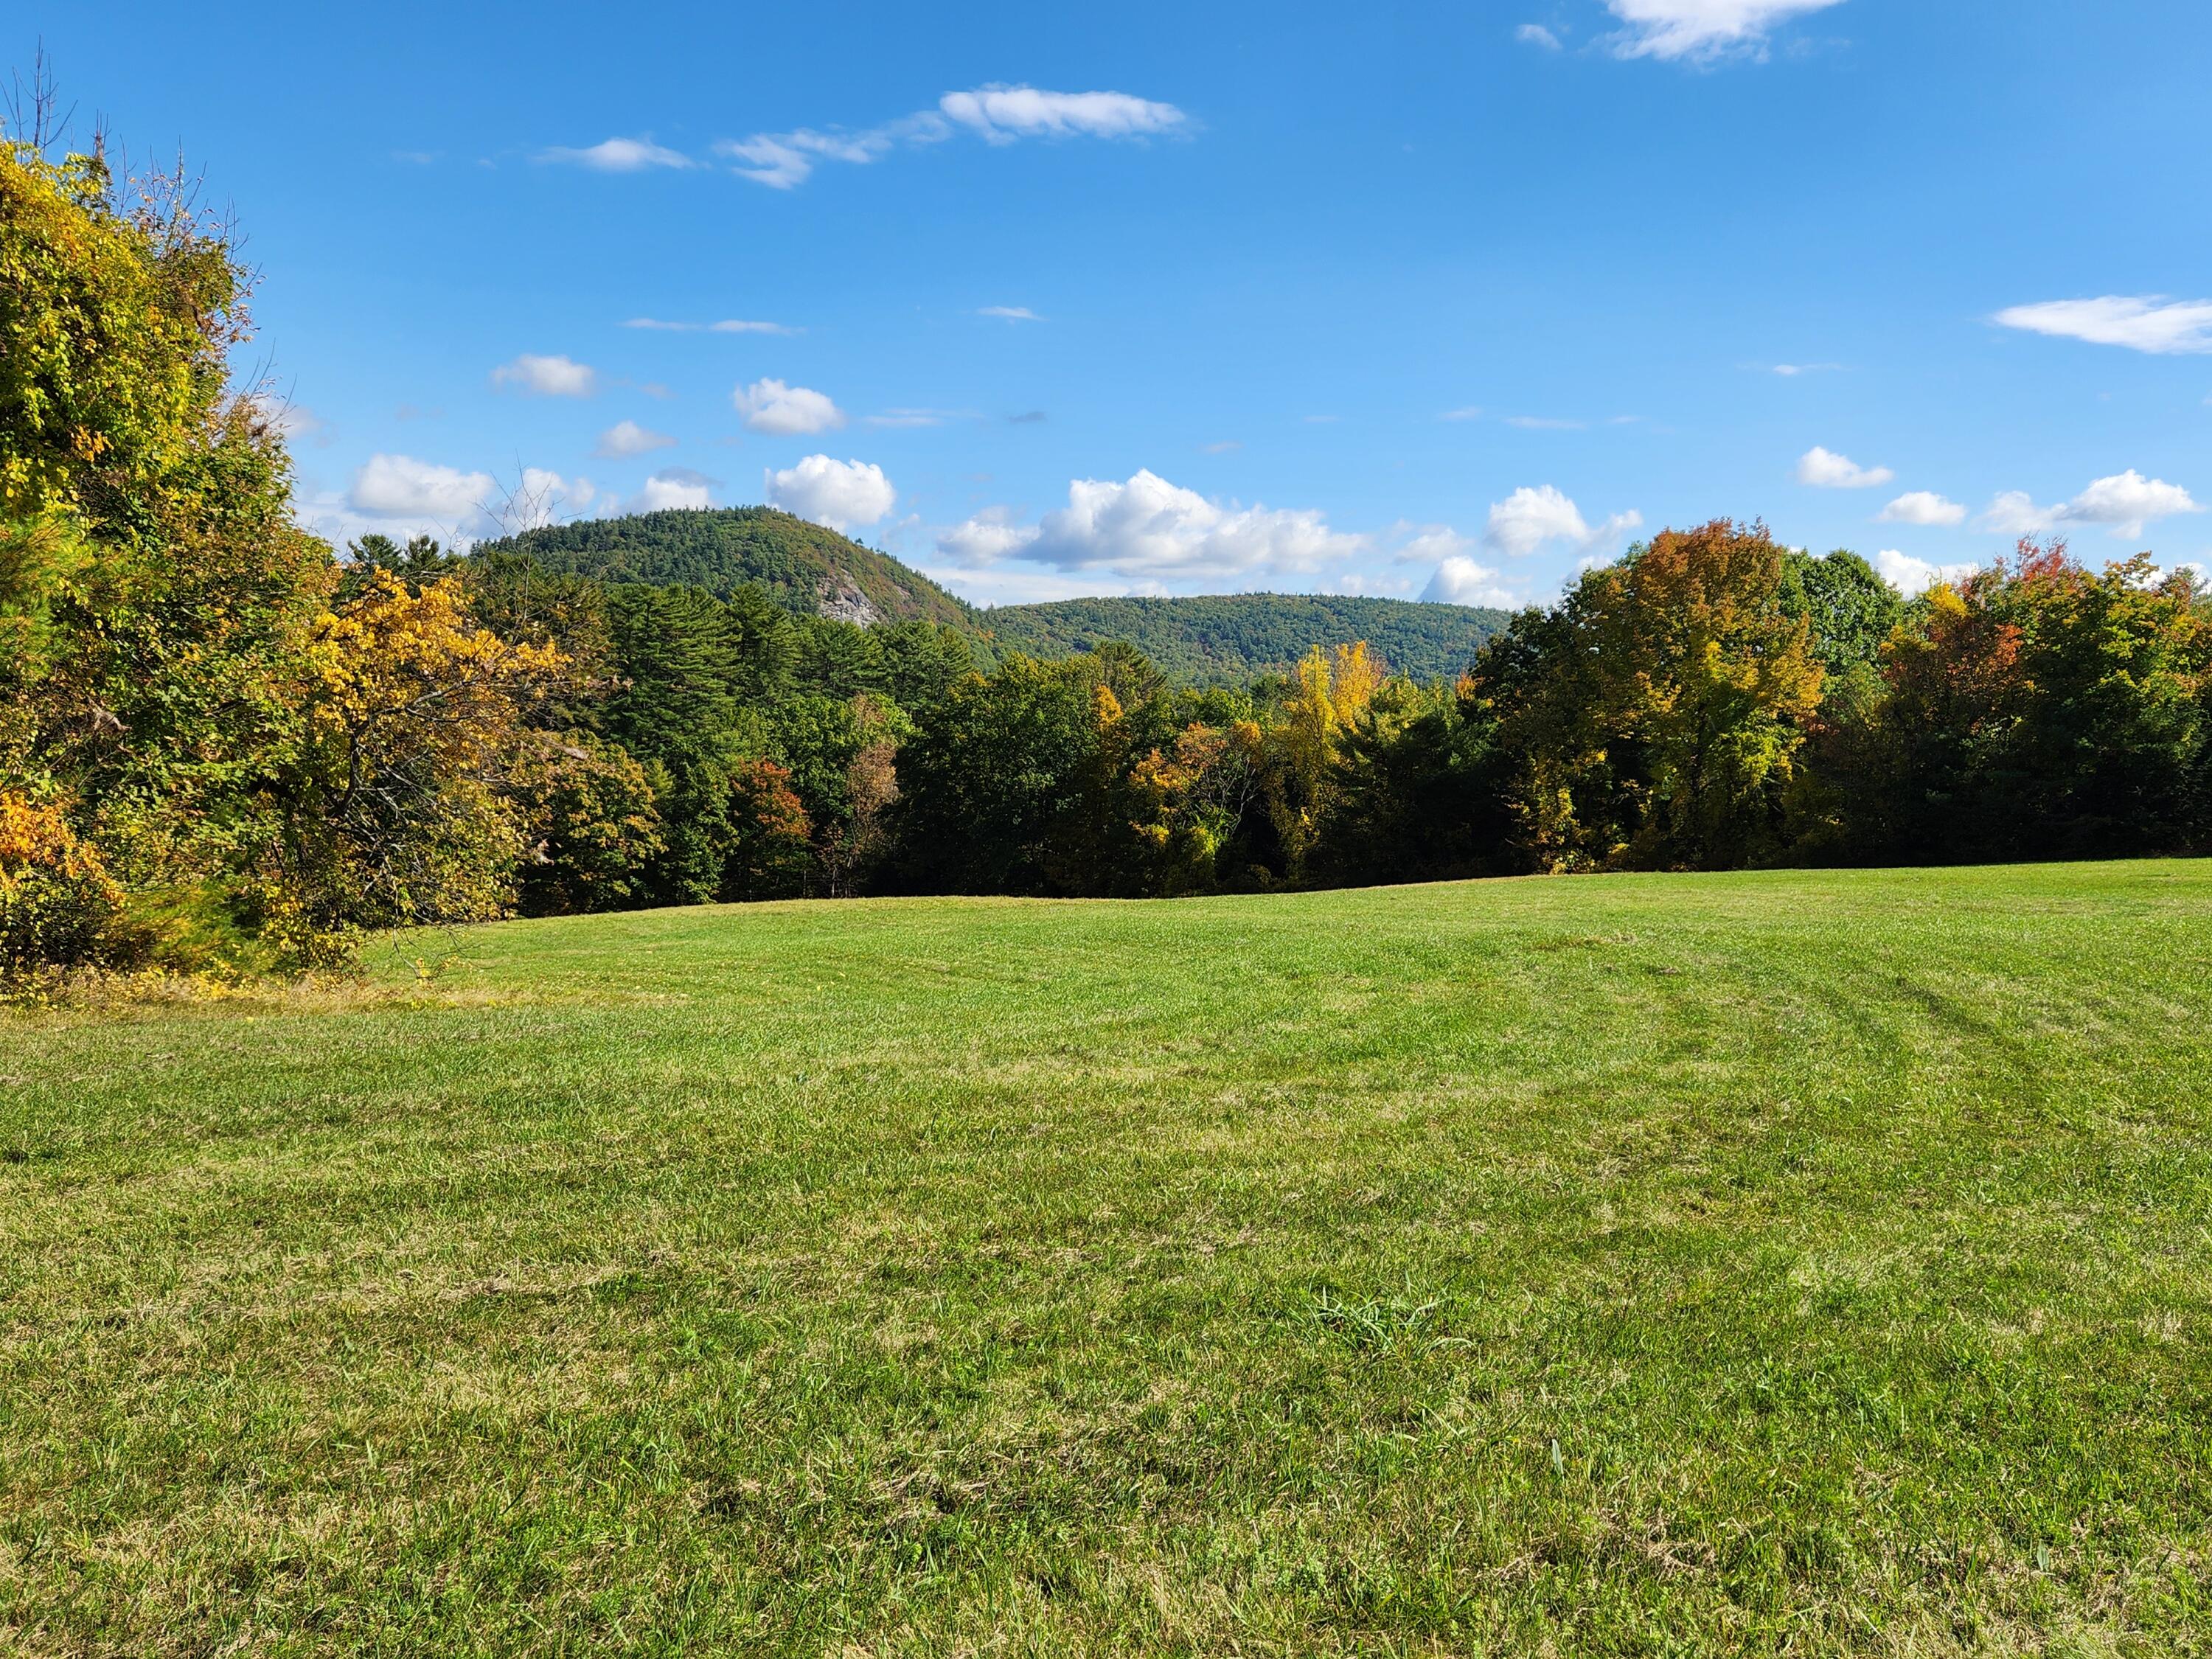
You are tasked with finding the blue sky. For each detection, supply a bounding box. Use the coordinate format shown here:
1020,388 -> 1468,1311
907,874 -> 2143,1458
24,0 -> 2212,606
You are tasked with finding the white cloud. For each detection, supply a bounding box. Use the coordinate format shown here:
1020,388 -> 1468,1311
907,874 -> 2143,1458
1796,445 -> 1893,489
1769,361 -> 1843,375
490,354 -> 598,397
733,377 -> 844,435
978,305 -> 1042,321
539,137 -> 691,173
621,316 -> 796,335
1422,555 -> 1519,608
939,86 -> 1186,144
1980,470 -> 2204,539
1507,415 -> 1586,431
1605,0 -> 1846,63
1199,439 -> 1242,453
1875,549 -> 1979,599
1439,406 -> 1484,422
937,470 -> 1366,582
595,419 -> 677,459
247,392 -> 328,446
935,505 -> 1039,566
1481,484 -> 1641,558
631,468 -> 716,514
1516,23 -> 1563,49
1032,471 -> 1365,580
1993,296 -> 2212,356
503,469 -> 597,532
717,122 -> 924,189
717,86 -> 1183,189
348,453 -> 496,521
766,455 -> 896,534
1877,490 -> 1966,527
1391,524 -> 1473,566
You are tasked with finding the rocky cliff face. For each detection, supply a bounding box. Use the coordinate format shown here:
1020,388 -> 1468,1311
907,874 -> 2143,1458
816,577 -> 885,627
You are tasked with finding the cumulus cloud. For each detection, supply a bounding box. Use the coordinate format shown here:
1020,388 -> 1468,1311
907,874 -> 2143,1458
348,453 -> 497,521
766,455 -> 896,533
1605,0 -> 1846,63
939,86 -> 1186,143
632,468 -> 716,513
1877,490 -> 1966,527
935,470 -> 1366,582
1481,484 -> 1641,558
621,316 -> 796,335
490,353 -> 598,397
1422,555 -> 1519,608
539,136 -> 692,172
1875,549 -> 1980,599
978,305 -> 1042,321
935,505 -> 1039,566
733,377 -> 844,435
1796,445 -> 1893,488
715,85 -> 1184,189
1993,296 -> 2212,355
1032,472 -> 1365,579
1980,470 -> 2203,539
1516,23 -> 1563,49
595,419 -> 677,459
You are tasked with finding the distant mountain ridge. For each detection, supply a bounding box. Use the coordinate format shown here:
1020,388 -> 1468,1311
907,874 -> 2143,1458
475,507 -> 975,630
476,507 -> 1509,684
978,591 -> 1511,685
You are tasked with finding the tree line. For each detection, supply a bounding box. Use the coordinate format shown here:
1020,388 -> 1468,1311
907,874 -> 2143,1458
4,134 -> 2208,984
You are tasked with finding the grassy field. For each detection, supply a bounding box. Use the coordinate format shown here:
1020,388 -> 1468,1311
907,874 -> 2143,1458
3,863 -> 2210,1655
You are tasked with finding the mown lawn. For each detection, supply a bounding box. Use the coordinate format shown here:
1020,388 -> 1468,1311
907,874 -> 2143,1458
2,862 -> 2210,1655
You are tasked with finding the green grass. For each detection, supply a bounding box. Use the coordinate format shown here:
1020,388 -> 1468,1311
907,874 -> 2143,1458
4,863 -> 2211,1655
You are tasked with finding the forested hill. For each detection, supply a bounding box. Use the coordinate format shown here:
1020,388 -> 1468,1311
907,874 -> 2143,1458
978,593 -> 1512,685
474,508 -> 975,630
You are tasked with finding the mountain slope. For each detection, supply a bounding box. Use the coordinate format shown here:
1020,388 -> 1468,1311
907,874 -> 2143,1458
978,592 -> 1512,685
476,508 -> 975,629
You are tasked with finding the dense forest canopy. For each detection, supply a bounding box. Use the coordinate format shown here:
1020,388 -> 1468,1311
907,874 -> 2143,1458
474,507 -> 975,629
980,591 -> 1509,686
2,123 -> 2208,987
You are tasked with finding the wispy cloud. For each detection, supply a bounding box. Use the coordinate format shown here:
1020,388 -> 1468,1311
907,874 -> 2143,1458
1604,0 -> 1846,64
864,408 -> 978,428
711,84 -> 1186,190
978,305 -> 1042,321
1507,414 -> 1587,431
539,136 -> 692,173
1994,296 -> 2212,355
1516,23 -> 1564,49
621,316 -> 797,335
